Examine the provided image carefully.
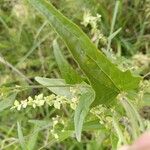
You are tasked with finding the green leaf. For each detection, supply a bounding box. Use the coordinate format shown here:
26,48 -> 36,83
74,87 -> 95,141
17,122 -> 27,150
35,76 -> 95,141
0,92 -> 17,112
120,98 -> 145,140
83,119 -> 104,131
62,119 -> 104,131
53,39 -> 82,84
29,0 -> 141,106
112,113 -> 127,146
27,126 -> 39,150
111,134 -> 118,150
28,119 -> 52,127
35,77 -> 72,98
58,130 -> 73,141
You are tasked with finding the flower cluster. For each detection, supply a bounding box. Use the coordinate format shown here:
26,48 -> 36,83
11,92 -> 79,111
132,53 -> 150,72
81,10 -> 101,31
81,10 -> 107,46
13,1 -> 28,21
50,115 -> 65,139
69,87 -> 79,110
90,105 -> 114,129
11,93 -> 68,111
140,80 -> 150,93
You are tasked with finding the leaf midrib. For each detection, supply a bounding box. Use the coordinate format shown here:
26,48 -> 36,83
38,2 -> 121,93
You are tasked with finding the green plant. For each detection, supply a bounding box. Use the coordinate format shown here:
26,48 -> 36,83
0,0 -> 150,149
17,0 -> 147,147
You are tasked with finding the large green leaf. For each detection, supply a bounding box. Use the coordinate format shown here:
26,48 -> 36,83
29,0 -> 141,106
53,39 -> 82,84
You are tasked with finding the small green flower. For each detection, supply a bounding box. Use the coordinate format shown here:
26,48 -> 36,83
44,94 -> 55,106
35,93 -> 43,100
27,96 -> 34,105
21,99 -> 27,108
70,103 -> 76,110
14,100 -> 22,111
35,100 -> 45,107
11,92 -> 79,112
27,96 -> 37,108
70,87 -> 77,95
50,129 -> 59,139
54,100 -> 61,109
71,97 -> 78,103
53,133 -> 59,139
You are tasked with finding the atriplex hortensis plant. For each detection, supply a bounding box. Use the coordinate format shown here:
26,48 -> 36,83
10,0 -> 149,147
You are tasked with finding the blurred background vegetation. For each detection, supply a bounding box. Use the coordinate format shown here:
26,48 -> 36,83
0,0 -> 150,149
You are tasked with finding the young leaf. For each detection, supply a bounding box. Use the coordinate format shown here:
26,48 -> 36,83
35,77 -> 72,98
53,39 -> 82,84
29,0 -> 141,106
74,87 -> 95,141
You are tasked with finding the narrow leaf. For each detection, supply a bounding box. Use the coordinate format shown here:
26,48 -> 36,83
74,87 -> 95,141
27,126 -> 39,150
17,122 -> 27,150
53,39 -> 82,84
112,114 -> 127,146
120,98 -> 144,140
